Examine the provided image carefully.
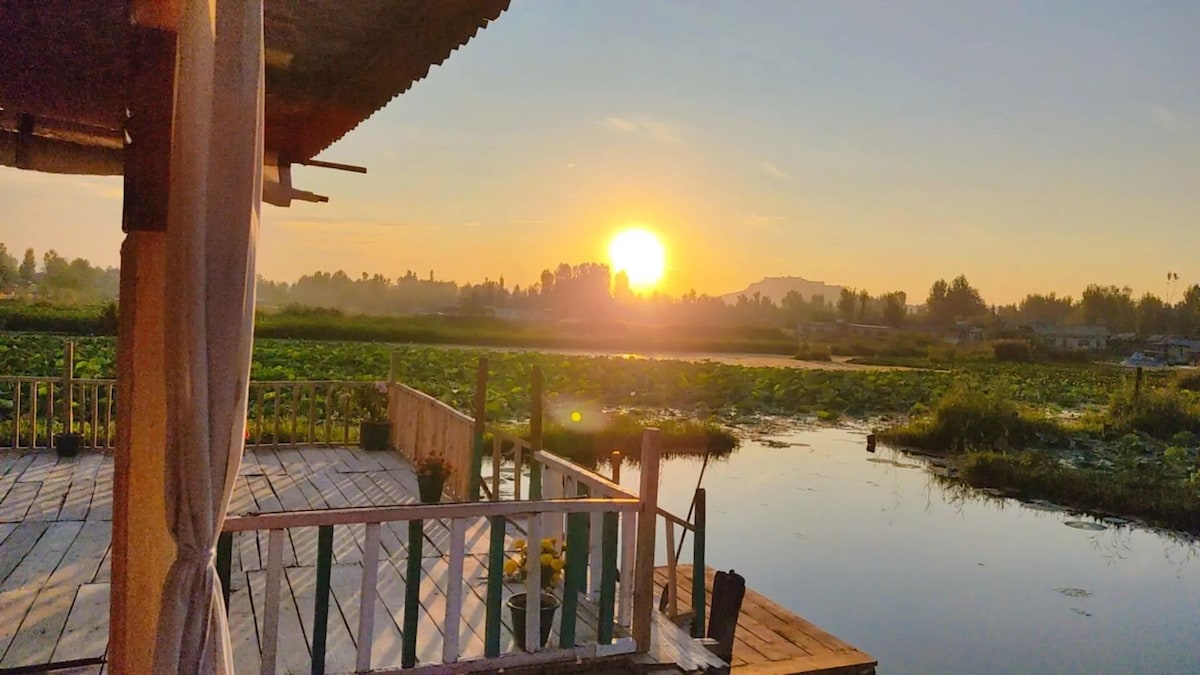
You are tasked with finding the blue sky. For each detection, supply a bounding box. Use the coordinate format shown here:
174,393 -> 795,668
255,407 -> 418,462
2,0 -> 1198,303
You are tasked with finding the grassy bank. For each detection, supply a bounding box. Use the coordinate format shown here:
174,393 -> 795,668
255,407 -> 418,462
954,451 -> 1200,534
491,413 -> 738,469
883,382 -> 1200,533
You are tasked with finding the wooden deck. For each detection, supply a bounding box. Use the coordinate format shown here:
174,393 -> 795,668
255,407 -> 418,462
0,448 -> 718,674
654,565 -> 876,675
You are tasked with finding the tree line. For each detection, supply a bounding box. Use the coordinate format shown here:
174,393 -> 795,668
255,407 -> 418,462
4,241 -> 1199,337
0,244 -> 119,304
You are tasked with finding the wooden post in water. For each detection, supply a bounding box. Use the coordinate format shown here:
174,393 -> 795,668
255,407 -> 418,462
62,341 -> 75,438
529,366 -> 543,499
470,358 -> 488,501
611,450 -> 622,484
632,428 -> 661,651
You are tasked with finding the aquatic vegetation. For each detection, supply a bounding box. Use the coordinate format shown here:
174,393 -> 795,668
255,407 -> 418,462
954,450 -> 1200,534
879,385 -> 1063,453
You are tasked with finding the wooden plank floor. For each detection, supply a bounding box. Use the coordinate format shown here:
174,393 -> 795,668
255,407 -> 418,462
654,565 -> 876,675
0,448 -> 662,674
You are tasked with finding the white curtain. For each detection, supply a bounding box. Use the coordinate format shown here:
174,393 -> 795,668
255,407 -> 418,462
152,1 -> 263,673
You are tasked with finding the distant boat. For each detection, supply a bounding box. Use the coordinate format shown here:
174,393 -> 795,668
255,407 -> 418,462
1122,351 -> 1168,368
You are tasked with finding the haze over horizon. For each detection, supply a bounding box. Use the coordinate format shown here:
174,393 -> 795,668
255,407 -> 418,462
3,1 -> 1198,306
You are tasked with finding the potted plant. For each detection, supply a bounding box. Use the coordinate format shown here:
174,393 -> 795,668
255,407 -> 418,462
356,382 -> 390,451
54,431 -> 84,458
415,453 -> 453,503
503,537 -> 565,649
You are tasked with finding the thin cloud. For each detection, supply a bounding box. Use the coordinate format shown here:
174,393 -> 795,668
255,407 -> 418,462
742,214 -> 784,232
1147,104 -> 1181,131
598,115 -> 683,146
762,162 -> 789,181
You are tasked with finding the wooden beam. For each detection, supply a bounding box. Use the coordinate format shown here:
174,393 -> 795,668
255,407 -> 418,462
122,24 -> 176,233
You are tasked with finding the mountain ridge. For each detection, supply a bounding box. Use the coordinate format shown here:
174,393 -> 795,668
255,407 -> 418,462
720,276 -> 844,304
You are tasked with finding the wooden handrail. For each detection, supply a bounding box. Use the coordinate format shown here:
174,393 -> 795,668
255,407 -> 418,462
222,496 -> 639,532
533,450 -> 637,500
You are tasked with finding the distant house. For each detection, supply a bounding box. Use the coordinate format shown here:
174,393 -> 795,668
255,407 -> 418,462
1033,324 -> 1109,351
1146,336 -> 1200,365
798,321 -> 841,336
847,323 -> 894,337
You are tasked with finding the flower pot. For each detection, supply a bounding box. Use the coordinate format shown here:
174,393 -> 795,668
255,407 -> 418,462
417,472 -> 446,503
359,420 -> 390,451
55,432 -> 84,458
506,592 -> 559,650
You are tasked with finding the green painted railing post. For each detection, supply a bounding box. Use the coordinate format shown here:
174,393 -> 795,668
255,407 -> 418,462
598,511 -> 619,644
312,525 -> 334,675
691,489 -> 707,638
560,512 -> 589,648
484,515 -> 506,657
216,531 -> 233,617
470,358 -> 487,501
529,365 -> 543,499
402,519 -> 424,668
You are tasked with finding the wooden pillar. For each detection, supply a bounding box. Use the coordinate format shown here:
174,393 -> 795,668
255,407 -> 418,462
110,232 -> 173,674
109,11 -> 177,675
632,428 -> 661,650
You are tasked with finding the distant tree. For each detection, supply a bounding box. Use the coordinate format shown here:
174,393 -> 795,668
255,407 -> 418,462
1135,293 -> 1171,335
926,276 -> 986,326
19,248 -> 37,285
856,289 -> 870,321
1080,284 -> 1135,331
837,288 -> 857,322
612,270 -> 632,303
881,291 -> 907,327
926,279 -> 949,324
1018,293 -> 1075,325
0,244 -> 17,291
1176,284 -> 1200,337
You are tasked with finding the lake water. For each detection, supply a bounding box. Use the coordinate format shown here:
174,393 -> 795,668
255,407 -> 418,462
610,426 -> 1200,675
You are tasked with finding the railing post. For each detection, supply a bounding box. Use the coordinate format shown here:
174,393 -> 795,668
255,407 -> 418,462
529,366 -> 543,499
691,488 -> 707,639
560,511 -> 589,648
484,515 -> 506,657
632,428 -> 661,651
470,358 -> 488,501
402,519 -> 423,668
62,340 -> 75,439
312,525 -> 334,675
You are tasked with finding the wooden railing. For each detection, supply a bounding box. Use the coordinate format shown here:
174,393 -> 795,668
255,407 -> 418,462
245,380 -> 379,448
388,382 -> 474,500
0,375 -> 117,449
219,497 -> 641,673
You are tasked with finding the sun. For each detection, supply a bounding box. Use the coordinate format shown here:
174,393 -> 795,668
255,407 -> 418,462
608,228 -> 666,291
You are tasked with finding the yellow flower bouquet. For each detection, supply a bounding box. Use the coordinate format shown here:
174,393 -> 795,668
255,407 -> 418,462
504,537 -> 565,590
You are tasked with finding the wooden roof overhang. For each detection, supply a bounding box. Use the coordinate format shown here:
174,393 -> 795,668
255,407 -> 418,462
0,0 -> 510,176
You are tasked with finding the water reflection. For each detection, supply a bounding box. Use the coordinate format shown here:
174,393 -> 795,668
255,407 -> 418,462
612,425 -> 1200,675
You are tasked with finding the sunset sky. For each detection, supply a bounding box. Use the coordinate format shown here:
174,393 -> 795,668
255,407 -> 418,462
3,1 -> 1199,304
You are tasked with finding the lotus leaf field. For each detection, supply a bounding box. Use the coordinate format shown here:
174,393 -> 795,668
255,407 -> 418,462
0,333 -> 1148,422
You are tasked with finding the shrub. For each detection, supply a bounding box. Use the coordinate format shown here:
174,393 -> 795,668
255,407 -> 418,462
1177,370 -> 1200,392
958,450 -> 1200,534
795,342 -> 832,362
927,344 -> 957,363
1106,388 -> 1200,439
881,385 -> 1059,453
992,339 -> 1032,362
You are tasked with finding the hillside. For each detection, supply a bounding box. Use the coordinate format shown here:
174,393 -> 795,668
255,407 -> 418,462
720,276 -> 843,304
